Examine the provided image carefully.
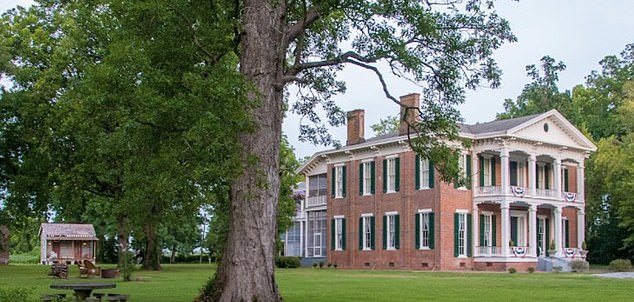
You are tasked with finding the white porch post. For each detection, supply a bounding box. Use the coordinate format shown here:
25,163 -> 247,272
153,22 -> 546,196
529,204 -> 537,256
528,154 -> 536,197
501,201 -> 510,257
473,203 -> 479,256
553,158 -> 562,198
577,209 -> 585,248
554,206 -> 563,257
501,148 -> 510,194
577,163 -> 585,202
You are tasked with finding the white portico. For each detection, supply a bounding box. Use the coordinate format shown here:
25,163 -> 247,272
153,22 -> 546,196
462,110 -> 596,266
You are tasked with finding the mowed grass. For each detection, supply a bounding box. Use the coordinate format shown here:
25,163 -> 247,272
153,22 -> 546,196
1,264 -> 633,301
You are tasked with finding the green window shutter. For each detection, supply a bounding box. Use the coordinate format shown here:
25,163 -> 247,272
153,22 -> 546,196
415,213 -> 421,249
509,161 -> 518,186
383,159 -> 387,193
491,215 -> 497,247
331,167 -> 336,198
466,155 -> 472,189
429,212 -> 435,249
454,153 -> 460,189
395,214 -> 400,249
415,155 -> 421,190
382,215 -> 387,250
395,157 -> 400,192
359,163 -> 364,196
491,158 -> 496,186
342,218 -> 347,250
331,219 -> 336,251
359,217 -> 363,250
370,161 -> 376,194
545,165 -> 550,190
479,155 -> 484,187
370,216 -> 376,250
467,214 -> 473,257
563,168 -> 569,192
564,220 -> 570,248
454,213 -> 459,257
342,165 -> 347,197
545,218 -> 551,256
479,214 -> 485,246
536,166 -> 541,189
429,160 -> 435,188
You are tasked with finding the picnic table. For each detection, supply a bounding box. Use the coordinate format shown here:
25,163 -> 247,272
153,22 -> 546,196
50,282 -> 116,301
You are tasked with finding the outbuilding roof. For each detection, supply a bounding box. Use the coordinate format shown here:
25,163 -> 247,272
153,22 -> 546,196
39,223 -> 98,241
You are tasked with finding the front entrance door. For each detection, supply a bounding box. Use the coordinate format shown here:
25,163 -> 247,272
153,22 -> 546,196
313,233 -> 322,256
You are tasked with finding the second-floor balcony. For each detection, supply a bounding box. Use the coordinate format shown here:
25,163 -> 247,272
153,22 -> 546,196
306,195 -> 327,208
475,186 -> 580,203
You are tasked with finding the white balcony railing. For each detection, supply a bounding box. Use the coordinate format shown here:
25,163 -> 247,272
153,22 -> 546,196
477,246 -> 501,257
535,188 -> 558,198
306,195 -> 327,208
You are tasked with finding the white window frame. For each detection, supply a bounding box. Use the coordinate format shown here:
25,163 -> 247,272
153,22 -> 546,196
335,165 -> 344,198
386,157 -> 397,193
482,211 -> 493,247
482,157 -> 492,187
518,161 -> 526,187
362,161 -> 373,195
537,216 -> 546,255
418,209 -> 432,249
457,212 -> 467,256
457,153 -> 469,189
537,163 -> 546,189
510,211 -> 527,246
418,157 -> 430,190
362,214 -> 373,251
334,216 -> 344,251
386,212 -> 397,250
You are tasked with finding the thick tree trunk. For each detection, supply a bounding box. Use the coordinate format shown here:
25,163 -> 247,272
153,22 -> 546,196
115,214 -> 130,268
142,223 -> 161,270
205,1 -> 286,301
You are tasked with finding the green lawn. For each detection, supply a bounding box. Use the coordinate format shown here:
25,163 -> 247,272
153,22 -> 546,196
0,264 -> 632,301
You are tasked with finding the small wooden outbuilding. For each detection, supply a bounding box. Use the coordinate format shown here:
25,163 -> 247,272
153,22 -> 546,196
39,223 -> 98,265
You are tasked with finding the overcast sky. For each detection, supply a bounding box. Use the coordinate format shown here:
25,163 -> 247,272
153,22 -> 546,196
3,1 -> 634,158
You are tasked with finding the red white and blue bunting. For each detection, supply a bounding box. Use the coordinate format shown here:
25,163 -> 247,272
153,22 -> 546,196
511,186 -> 526,197
563,192 -> 576,202
512,247 -> 527,257
564,248 -> 577,258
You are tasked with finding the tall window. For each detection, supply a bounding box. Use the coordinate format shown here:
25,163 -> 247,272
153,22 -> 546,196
384,213 -> 399,250
416,211 -> 434,249
454,212 -> 471,257
332,217 -> 345,251
482,157 -> 492,186
510,161 -> 527,187
510,215 -> 526,246
456,153 -> 471,188
360,161 -> 375,195
383,157 -> 400,193
416,156 -> 433,190
307,210 -> 327,257
482,214 -> 492,247
332,165 -> 346,198
360,215 -> 374,250
536,163 -> 550,190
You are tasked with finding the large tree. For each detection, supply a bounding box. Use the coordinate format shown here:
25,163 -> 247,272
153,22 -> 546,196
198,1 -> 515,301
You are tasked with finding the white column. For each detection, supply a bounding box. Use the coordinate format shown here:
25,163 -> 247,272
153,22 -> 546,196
577,163 -> 585,202
473,203 -> 479,256
529,204 -> 537,257
528,154 -> 536,197
554,206 -> 563,257
472,154 -> 479,190
300,220 -> 304,257
500,148 -> 510,194
501,201 -> 510,257
577,209 -> 585,248
553,158 -> 561,198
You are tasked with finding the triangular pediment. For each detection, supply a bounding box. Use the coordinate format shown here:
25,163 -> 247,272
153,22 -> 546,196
509,110 -> 596,151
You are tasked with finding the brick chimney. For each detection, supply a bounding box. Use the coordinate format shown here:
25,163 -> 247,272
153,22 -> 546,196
346,109 -> 365,145
399,93 -> 420,135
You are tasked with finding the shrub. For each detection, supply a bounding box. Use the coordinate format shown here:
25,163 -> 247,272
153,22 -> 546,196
570,260 -> 589,272
275,256 -> 301,268
0,287 -> 38,302
312,262 -> 318,268
552,266 -> 562,273
608,259 -> 632,272
319,261 -> 325,268
508,267 -> 516,274
527,267 -> 535,273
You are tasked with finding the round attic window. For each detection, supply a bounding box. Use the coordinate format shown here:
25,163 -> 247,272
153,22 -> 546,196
543,123 -> 549,132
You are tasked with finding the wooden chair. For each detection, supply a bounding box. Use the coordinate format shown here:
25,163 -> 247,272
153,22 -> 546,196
48,263 -> 68,279
82,260 -> 101,278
